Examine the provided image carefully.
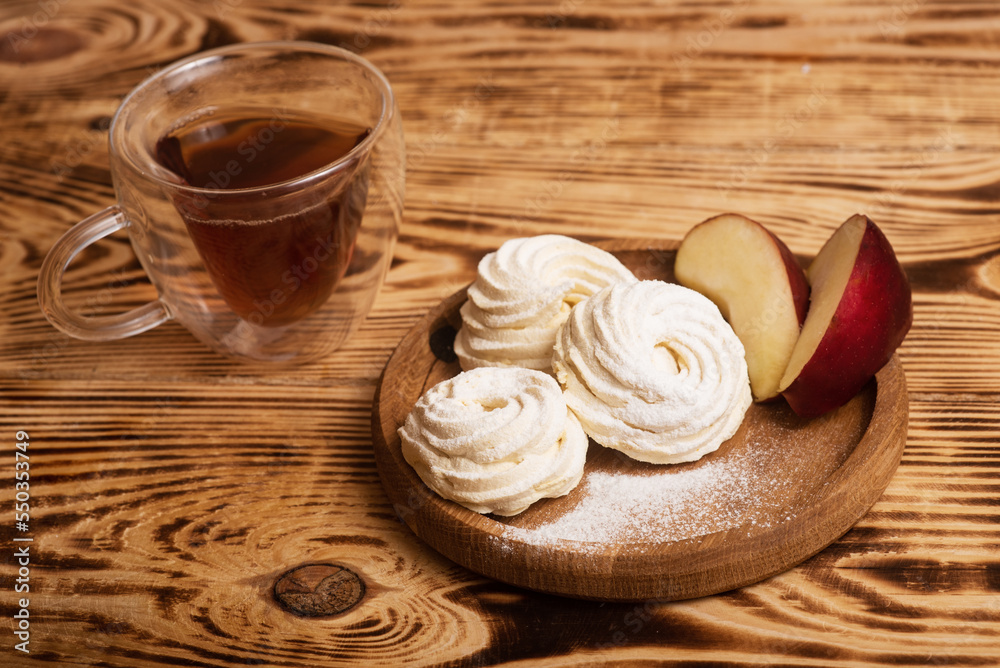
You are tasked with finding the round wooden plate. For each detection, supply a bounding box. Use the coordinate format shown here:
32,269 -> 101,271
371,239 -> 909,602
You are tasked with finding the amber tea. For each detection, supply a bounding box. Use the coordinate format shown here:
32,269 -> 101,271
155,108 -> 371,327
38,42 -> 404,364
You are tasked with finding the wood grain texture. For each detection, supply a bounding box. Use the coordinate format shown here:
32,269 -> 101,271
1,0 -> 1000,665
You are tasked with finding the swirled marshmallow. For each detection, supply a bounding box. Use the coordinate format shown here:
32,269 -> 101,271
553,280 -> 752,464
399,367 -> 588,516
454,235 -> 637,372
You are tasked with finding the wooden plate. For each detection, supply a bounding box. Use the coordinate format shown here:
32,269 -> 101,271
371,239 -> 908,602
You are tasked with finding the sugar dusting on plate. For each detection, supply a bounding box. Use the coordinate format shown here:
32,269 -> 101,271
524,454 -> 775,546
498,409 -> 854,550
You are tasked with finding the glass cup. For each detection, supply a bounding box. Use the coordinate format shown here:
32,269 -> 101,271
37,41 -> 405,364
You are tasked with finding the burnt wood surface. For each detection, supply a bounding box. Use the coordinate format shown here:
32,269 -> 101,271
2,0 -> 1000,665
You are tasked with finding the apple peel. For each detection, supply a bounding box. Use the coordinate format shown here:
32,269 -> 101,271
778,214 -> 913,418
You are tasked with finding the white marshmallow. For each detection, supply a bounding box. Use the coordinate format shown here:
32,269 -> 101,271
454,235 -> 636,372
399,367 -> 588,516
553,280 -> 752,464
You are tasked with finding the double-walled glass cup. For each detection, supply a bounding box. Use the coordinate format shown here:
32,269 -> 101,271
37,41 -> 405,363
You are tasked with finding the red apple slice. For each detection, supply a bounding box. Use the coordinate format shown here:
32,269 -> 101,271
674,213 -> 810,401
778,214 -> 912,418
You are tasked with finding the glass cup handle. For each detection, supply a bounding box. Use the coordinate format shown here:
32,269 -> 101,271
37,206 -> 171,341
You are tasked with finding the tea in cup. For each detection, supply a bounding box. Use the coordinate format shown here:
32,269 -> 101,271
37,41 -> 405,363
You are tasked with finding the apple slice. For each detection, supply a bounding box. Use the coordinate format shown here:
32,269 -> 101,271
778,214 -> 912,418
674,213 -> 810,401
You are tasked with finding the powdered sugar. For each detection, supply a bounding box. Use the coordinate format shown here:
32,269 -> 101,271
527,458 -> 757,546
498,415 -> 840,549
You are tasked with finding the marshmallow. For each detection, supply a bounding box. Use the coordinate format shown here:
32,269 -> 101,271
454,235 -> 636,372
553,280 -> 752,464
399,367 -> 588,515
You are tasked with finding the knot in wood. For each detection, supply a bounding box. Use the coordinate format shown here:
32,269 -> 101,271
273,564 -> 365,617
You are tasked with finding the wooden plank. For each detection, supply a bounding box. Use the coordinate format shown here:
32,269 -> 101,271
1,387 -> 997,664
3,0 -> 1000,663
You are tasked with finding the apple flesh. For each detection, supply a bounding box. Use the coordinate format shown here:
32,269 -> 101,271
674,213 -> 810,401
778,214 -> 912,418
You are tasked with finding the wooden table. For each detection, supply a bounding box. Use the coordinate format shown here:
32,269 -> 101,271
3,0 -> 999,665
